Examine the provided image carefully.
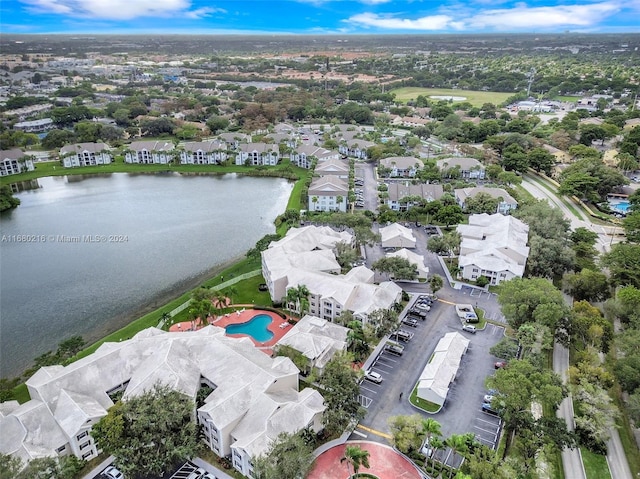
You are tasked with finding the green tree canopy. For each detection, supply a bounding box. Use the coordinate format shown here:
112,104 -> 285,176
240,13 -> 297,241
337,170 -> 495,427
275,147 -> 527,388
91,384 -> 199,478
252,431 -> 315,479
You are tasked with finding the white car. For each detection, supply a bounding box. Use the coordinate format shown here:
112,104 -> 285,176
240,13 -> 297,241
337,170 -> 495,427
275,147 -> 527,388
462,324 -> 476,333
187,468 -> 206,479
103,466 -> 124,479
484,394 -> 495,403
364,370 -> 383,383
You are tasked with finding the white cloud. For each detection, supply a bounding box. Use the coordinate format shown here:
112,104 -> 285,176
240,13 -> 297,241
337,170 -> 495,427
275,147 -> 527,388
467,1 -> 621,29
346,1 -> 624,32
21,0 -> 223,20
184,6 -> 225,19
347,12 -> 454,30
359,0 -> 393,4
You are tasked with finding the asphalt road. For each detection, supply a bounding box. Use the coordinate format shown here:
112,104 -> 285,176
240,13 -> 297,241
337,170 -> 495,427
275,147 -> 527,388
523,176 -> 632,479
553,342 -> 587,479
521,175 -> 623,254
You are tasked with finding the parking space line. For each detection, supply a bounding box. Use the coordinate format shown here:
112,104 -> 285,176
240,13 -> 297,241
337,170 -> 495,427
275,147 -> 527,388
360,385 -> 379,394
476,417 -> 499,426
474,425 -> 498,436
373,363 -> 394,371
476,436 -> 495,446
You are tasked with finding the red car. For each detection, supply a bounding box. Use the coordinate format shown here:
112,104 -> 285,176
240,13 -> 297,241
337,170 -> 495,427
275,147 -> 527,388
494,361 -> 507,369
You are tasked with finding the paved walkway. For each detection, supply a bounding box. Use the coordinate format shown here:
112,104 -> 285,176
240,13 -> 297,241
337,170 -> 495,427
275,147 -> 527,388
307,440 -> 424,479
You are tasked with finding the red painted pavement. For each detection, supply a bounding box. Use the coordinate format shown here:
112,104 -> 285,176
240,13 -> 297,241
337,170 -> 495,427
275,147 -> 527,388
308,441 -> 423,479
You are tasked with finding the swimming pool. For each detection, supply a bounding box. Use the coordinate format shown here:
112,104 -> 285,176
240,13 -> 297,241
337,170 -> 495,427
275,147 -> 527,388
225,314 -> 274,342
610,200 -> 630,213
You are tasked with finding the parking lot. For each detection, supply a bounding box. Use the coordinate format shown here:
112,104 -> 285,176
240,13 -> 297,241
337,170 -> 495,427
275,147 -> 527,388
355,290 -> 505,466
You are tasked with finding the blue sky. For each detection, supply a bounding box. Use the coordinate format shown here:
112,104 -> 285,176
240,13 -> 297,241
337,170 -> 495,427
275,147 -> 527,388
2,0 -> 639,34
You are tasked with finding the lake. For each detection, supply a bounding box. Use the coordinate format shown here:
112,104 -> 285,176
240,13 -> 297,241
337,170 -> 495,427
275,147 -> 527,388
0,172 -> 292,378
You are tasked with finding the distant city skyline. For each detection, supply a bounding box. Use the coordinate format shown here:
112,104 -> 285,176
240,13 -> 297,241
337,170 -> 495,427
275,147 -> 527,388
2,0 -> 639,35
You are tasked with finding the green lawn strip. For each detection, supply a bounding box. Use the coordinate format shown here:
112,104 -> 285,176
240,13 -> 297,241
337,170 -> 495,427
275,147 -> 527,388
409,383 -> 441,413
388,87 -> 512,107
611,385 -> 640,477
581,447 -> 611,479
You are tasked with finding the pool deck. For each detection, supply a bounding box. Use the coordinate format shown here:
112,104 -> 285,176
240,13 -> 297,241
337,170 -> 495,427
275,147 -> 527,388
168,305 -> 291,355
307,440 -> 423,479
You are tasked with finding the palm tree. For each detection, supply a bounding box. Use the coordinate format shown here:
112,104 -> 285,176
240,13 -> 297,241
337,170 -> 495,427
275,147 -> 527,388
295,284 -> 310,316
444,434 -> 469,478
340,445 -> 370,477
421,418 -> 442,454
226,285 -> 238,305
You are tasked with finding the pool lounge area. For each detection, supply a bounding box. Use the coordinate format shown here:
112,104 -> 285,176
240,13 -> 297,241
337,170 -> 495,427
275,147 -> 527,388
169,307 -> 291,353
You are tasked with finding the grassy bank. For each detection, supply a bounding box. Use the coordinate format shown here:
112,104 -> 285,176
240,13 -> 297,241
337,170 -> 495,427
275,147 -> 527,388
0,157 -> 306,186
581,448 -> 611,479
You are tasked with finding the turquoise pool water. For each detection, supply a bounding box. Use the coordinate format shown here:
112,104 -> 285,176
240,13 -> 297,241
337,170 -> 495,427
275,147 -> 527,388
610,200 -> 630,213
225,314 -> 274,342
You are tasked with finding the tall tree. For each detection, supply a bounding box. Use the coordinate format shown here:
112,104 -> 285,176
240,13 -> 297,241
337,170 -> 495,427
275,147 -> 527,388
253,431 -> 314,479
340,445 -> 370,477
318,352 -> 365,435
91,384 -> 199,478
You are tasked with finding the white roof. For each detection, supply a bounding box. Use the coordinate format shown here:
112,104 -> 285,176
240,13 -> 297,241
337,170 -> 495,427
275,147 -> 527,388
454,187 -> 517,206
380,156 -> 421,169
276,315 -> 349,369
308,176 -> 349,195
457,214 -> 529,277
417,332 -> 469,406
380,223 -> 416,248
436,157 -> 483,170
7,326 -> 311,463
387,248 -> 429,277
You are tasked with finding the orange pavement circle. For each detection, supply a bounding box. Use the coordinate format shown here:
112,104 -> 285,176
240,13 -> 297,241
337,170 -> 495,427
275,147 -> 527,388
307,440 -> 423,479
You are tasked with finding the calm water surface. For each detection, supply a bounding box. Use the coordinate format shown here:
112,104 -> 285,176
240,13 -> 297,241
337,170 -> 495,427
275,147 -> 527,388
0,173 -> 292,378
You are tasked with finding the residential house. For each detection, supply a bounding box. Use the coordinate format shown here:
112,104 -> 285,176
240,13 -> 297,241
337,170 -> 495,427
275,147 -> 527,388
124,141 -> 175,164
1,327 -> 325,479
261,226 -> 401,323
265,133 -> 297,150
13,118 -> 54,133
454,187 -> 518,214
380,223 -> 417,249
386,183 -> 444,211
0,149 -> 35,176
218,133 -> 251,150
180,140 -> 227,165
379,156 -> 422,178
338,139 -> 375,160
290,145 -> 340,169
235,143 -> 280,166
456,213 -> 530,286
275,315 -> 349,373
387,248 -> 429,279
314,158 -> 350,179
60,143 -> 112,168
308,176 -> 349,212
436,157 -> 485,180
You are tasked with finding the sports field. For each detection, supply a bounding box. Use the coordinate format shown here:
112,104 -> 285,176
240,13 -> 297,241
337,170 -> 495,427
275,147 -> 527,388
390,87 -> 513,107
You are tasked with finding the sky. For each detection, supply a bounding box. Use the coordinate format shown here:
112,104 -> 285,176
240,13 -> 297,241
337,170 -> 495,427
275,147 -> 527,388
1,0 -> 639,35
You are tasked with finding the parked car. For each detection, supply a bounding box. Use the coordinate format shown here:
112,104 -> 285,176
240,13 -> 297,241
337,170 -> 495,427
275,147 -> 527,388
494,361 -> 507,369
484,394 -> 495,403
416,303 -> 431,312
364,370 -> 383,383
392,329 -> 413,342
103,466 -> 124,479
385,344 -> 404,355
187,468 -> 206,479
409,308 -> 427,318
481,402 -> 500,415
401,317 -> 419,328
462,324 -> 476,333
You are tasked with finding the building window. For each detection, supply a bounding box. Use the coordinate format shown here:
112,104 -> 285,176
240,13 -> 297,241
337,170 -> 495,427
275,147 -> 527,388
80,441 -> 91,450
56,445 -> 66,453
81,452 -> 93,460
76,431 -> 89,441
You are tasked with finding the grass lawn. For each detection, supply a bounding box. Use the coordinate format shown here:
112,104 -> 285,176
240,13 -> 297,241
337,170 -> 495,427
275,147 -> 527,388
409,383 -> 441,413
581,448 -> 611,479
389,87 -> 513,107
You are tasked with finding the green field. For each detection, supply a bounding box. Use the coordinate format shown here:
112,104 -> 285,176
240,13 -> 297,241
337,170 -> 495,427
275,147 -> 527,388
389,87 -> 513,107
